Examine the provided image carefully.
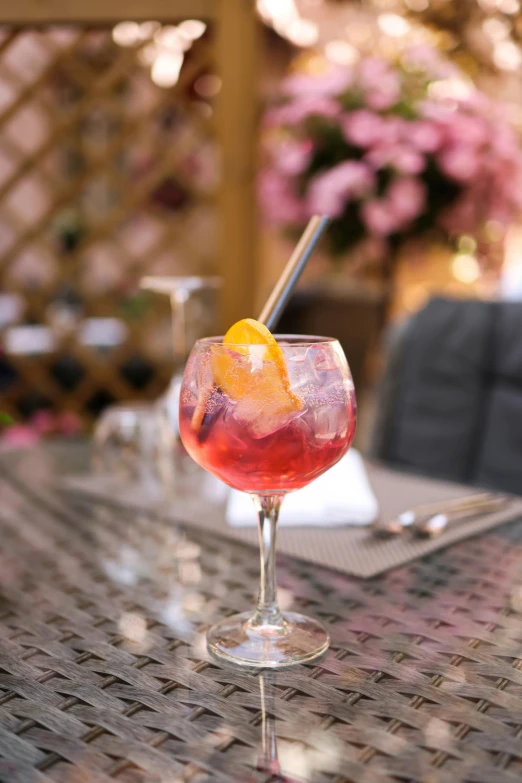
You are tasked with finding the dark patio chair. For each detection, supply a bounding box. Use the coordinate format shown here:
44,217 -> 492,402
370,296 -> 522,495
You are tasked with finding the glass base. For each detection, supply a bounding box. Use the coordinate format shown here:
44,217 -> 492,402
207,611 -> 330,668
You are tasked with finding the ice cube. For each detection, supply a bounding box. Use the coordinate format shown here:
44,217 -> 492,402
311,346 -> 338,373
234,395 -> 303,439
287,345 -> 343,403
286,345 -> 320,394
302,403 -> 349,441
247,344 -> 268,371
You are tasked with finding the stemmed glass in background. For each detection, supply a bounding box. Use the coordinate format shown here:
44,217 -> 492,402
93,276 -> 221,496
140,276 -> 221,453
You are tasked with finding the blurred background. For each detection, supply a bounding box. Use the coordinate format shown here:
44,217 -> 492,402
2,0 -> 522,452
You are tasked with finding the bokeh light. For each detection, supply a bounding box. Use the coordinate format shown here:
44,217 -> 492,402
177,20 -> 207,40
452,253 -> 481,284
151,52 -> 184,88
324,40 -> 359,65
378,13 -> 411,37
112,21 -> 140,47
194,74 -> 223,98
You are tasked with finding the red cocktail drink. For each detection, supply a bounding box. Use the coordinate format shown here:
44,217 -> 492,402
179,323 -> 356,667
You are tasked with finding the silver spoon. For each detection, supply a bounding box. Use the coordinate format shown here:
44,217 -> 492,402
374,492 -> 502,537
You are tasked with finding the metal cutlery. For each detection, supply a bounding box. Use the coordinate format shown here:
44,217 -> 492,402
374,492 -> 510,538
413,495 -> 510,537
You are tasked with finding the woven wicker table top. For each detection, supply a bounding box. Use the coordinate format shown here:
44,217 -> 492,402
1,444 -> 522,783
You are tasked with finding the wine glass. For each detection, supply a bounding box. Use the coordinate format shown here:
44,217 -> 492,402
179,335 -> 356,668
140,276 -> 221,447
93,276 -> 221,494
93,402 -> 172,494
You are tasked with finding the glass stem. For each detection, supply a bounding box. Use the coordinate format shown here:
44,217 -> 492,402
170,290 -> 188,367
250,495 -> 284,628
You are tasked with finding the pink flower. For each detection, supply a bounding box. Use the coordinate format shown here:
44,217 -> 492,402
358,116 -> 407,152
259,170 -> 304,226
387,177 -> 426,223
283,68 -> 353,98
365,82 -> 401,111
419,100 -> 457,127
273,139 -> 312,176
384,116 -> 409,141
2,425 -> 40,449
358,118 -> 409,168
491,125 -> 520,161
394,148 -> 425,175
461,91 -> 492,115
268,97 -> 340,127
409,121 -> 442,153
307,162 -> 376,218
402,45 -> 457,80
307,182 -> 344,218
438,144 -> 481,183
357,58 -> 401,110
361,200 -> 401,236
445,114 -> 488,148
361,178 -> 426,236
358,58 -> 390,89
262,48 -> 522,243
366,144 -> 425,175
32,410 -> 56,435
342,110 -> 384,147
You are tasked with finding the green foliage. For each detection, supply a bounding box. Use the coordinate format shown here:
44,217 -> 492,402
0,412 -> 13,427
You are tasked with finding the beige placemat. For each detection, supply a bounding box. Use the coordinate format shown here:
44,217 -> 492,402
59,464 -> 522,579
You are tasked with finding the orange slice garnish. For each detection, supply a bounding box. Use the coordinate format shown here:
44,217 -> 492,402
210,318 -> 302,414
222,318 -> 275,351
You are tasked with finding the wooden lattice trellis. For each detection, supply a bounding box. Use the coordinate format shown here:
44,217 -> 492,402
0,0 -> 260,426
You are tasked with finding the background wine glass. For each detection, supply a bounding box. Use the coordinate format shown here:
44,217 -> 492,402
93,276 -> 221,499
140,275 -> 221,450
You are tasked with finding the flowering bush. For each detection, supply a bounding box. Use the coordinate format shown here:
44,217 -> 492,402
0,410 -> 81,449
260,47 -> 522,262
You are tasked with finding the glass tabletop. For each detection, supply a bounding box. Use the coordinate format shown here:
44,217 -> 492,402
1,443 -> 522,782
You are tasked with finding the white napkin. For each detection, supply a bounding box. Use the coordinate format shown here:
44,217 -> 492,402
226,449 -> 378,528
